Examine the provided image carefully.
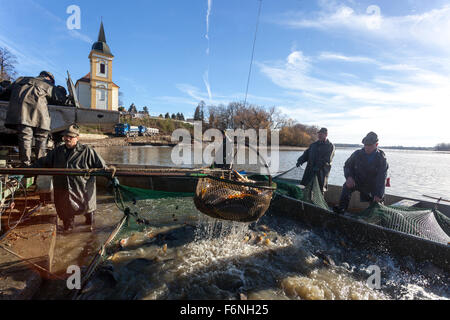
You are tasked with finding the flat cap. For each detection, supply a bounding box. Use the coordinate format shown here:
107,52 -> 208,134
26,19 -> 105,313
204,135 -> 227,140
39,71 -> 55,84
362,132 -> 379,145
63,124 -> 80,138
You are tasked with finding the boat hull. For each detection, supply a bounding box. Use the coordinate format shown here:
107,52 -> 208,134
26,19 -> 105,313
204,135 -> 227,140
95,166 -> 450,272
268,190 -> 450,273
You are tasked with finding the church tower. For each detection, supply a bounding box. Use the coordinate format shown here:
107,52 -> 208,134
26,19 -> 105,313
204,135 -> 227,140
76,21 -> 119,111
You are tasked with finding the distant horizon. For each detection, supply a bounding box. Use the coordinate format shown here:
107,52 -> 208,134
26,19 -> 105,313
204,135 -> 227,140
1,0 -> 449,147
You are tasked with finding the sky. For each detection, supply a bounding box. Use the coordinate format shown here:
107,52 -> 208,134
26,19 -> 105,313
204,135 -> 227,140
1,0 -> 450,147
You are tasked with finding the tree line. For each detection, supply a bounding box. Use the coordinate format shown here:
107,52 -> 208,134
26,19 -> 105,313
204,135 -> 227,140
435,143 -> 450,151
193,101 -> 319,147
121,103 -> 186,121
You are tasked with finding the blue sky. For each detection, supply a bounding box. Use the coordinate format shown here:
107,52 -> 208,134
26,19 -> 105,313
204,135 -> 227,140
1,0 -> 450,146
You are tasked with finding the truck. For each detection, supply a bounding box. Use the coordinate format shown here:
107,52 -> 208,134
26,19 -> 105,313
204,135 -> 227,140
138,126 -> 159,137
114,124 -> 140,137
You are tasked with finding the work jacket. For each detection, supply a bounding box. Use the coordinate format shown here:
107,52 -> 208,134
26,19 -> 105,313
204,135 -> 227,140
297,139 -> 335,191
32,143 -> 107,220
344,148 -> 389,198
5,76 -> 57,131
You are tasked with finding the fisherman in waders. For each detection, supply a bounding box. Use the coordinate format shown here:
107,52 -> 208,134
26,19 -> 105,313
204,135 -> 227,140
3,71 -> 65,166
31,125 -> 107,232
296,128 -> 335,194
333,132 -> 389,214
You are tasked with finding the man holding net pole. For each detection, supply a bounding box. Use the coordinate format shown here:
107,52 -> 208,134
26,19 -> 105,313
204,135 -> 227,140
296,128 -> 335,194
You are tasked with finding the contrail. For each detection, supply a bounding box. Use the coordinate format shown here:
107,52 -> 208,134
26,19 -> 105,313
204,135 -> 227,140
204,0 -> 213,102
203,70 -> 212,102
205,0 -> 212,43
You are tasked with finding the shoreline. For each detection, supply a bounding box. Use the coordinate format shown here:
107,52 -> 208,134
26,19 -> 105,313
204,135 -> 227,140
78,134 -> 445,152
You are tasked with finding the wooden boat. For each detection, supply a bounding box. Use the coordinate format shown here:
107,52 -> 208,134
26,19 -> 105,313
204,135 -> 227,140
96,165 -> 450,272
268,177 -> 450,273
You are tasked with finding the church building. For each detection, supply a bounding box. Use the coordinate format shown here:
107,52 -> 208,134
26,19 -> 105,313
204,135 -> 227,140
75,22 -> 119,111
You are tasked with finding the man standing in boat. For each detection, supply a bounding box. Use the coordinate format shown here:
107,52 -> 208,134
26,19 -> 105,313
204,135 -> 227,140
334,132 -> 389,214
3,71 -> 65,166
31,125 -> 107,232
296,128 -> 335,194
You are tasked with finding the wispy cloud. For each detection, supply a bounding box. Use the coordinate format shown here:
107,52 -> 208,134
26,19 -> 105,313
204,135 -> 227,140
280,4 -> 450,52
29,0 -> 93,44
318,52 -> 379,64
0,33 -> 66,80
258,50 -> 450,146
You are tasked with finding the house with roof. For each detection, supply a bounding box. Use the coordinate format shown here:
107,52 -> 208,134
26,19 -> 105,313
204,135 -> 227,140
75,22 -> 119,111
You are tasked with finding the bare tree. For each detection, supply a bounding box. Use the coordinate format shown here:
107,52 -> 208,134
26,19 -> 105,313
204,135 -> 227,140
0,47 -> 17,81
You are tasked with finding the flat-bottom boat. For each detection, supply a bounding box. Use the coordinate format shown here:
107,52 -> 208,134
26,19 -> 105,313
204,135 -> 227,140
97,164 -> 450,272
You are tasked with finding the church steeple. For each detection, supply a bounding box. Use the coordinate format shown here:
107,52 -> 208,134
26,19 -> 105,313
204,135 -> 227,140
91,21 -> 113,57
98,21 -> 106,43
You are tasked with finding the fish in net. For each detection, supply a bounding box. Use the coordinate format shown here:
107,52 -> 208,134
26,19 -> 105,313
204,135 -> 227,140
193,175 -> 275,223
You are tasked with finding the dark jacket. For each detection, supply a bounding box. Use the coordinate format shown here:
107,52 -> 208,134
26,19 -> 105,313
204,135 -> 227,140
32,143 -> 107,220
5,76 -> 59,131
297,139 -> 335,191
344,148 -> 389,198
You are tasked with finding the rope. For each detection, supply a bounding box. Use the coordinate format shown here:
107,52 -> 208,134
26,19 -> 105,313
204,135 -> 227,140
6,177 -> 28,230
244,0 -> 263,107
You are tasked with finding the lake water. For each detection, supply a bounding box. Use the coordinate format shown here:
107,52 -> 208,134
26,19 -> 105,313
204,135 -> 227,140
95,146 -> 450,202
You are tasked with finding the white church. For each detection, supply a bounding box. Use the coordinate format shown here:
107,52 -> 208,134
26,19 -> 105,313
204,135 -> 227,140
75,22 -> 120,111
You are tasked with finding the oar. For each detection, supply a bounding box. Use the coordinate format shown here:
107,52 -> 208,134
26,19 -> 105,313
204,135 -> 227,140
422,195 -> 450,203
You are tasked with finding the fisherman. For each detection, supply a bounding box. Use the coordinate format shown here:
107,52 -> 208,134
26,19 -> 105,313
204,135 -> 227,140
3,71 -> 65,166
333,132 -> 389,214
31,125 -> 107,232
296,128 -> 335,193
213,129 -> 233,170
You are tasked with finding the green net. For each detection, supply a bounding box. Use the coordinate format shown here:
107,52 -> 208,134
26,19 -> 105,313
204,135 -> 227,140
249,174 -> 330,211
354,203 -> 450,245
252,168 -> 450,245
77,183 -> 200,297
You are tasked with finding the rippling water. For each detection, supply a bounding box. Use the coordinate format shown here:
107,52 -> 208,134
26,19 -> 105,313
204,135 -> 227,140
75,198 -> 448,300
37,146 -> 449,300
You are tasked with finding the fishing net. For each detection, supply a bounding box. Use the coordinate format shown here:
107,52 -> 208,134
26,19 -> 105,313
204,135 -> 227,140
251,166 -> 450,245
76,173 -> 276,297
76,183 -> 198,294
249,170 -> 330,211
354,203 -> 450,245
194,175 -> 275,223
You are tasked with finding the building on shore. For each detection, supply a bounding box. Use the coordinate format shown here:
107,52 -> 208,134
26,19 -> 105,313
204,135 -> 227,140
75,22 -> 119,111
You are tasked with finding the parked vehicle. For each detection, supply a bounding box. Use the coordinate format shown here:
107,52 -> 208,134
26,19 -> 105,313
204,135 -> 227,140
114,123 -> 139,137
138,126 -> 159,136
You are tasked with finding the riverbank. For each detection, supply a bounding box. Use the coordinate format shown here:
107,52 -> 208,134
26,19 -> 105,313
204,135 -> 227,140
79,134 -> 308,151
79,134 -> 176,147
